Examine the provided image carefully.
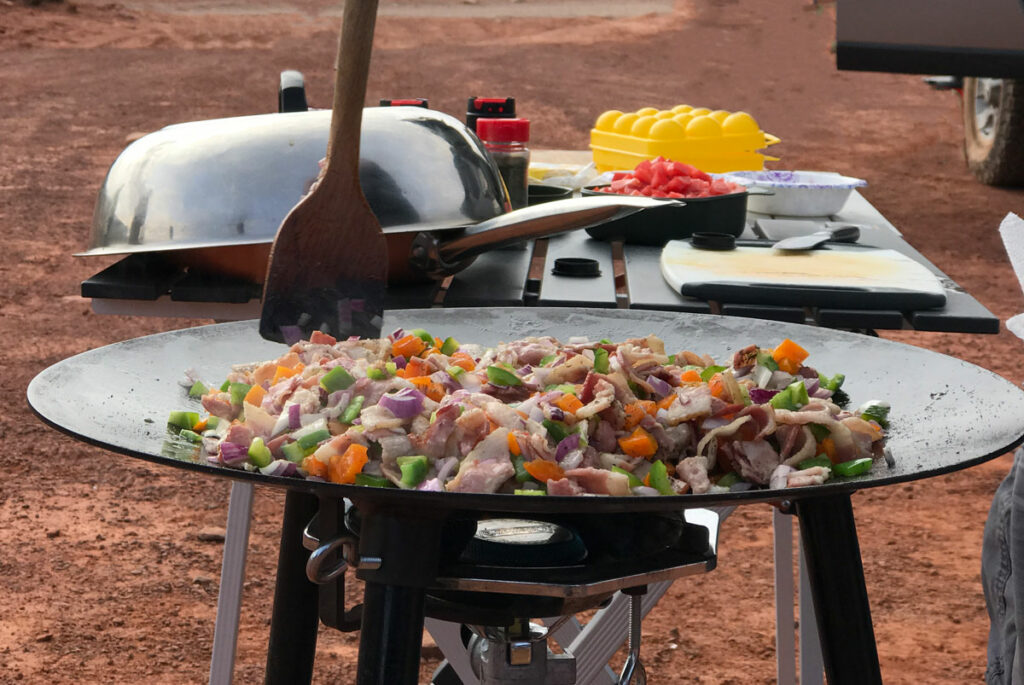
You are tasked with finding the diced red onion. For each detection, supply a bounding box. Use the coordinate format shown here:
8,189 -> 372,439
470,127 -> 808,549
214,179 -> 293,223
206,455 -> 220,465
560,449 -> 584,470
378,387 -> 426,419
417,478 -> 443,492
748,388 -> 779,405
803,377 -> 821,396
549,406 -> 565,422
260,459 -> 298,477
555,434 -> 581,462
288,403 -> 301,430
393,355 -> 408,370
348,335 -> 361,341
219,442 -> 249,467
647,375 -> 674,398
812,387 -> 833,400
389,328 -> 405,341
435,456 -> 459,483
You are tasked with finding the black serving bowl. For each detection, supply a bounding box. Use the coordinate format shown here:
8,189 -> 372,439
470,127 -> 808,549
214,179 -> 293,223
528,183 -> 574,205
581,185 -> 749,245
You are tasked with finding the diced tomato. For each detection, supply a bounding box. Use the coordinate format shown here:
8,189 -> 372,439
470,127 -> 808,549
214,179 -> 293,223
650,164 -> 669,191
633,159 -> 654,184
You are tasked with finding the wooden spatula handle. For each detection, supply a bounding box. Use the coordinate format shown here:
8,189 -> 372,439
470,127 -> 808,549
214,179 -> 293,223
320,0 -> 379,195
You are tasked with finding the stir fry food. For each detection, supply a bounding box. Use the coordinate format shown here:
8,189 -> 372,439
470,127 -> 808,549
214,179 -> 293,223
168,330 -> 890,496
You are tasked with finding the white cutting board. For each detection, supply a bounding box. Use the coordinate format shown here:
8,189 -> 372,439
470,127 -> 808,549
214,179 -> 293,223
660,240 -> 947,309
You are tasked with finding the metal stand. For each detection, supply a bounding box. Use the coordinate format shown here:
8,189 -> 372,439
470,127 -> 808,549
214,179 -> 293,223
209,481 -> 254,685
265,490 -> 321,684
795,494 -> 882,685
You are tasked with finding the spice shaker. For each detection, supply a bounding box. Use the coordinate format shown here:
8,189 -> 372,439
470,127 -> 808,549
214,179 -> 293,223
476,117 -> 531,210
466,96 -> 516,132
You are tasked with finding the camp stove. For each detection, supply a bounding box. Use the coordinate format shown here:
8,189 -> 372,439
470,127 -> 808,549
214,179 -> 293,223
303,504 -> 716,684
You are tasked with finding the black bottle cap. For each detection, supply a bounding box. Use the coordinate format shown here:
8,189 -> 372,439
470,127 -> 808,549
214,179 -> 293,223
691,232 -> 736,251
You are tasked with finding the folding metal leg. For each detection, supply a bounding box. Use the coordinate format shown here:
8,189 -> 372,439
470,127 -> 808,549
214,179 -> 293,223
209,481 -> 254,685
772,508 -> 797,685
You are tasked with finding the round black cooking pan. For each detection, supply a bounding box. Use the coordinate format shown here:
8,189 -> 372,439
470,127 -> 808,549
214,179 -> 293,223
27,307 -> 1024,515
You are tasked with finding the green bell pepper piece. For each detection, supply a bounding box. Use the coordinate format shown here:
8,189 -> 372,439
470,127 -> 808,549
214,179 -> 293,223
542,419 -> 569,443
818,372 -> 846,392
797,455 -> 833,470
515,489 -> 546,496
808,424 -> 831,442
648,460 -> 675,496
340,395 -> 365,424
833,458 -> 874,478
513,455 -> 535,484
599,338 -> 612,344
385,361 -> 398,376
297,429 -> 330,450
167,410 -> 200,431
611,466 -> 643,489
716,472 -> 740,488
411,329 -> 435,345
593,348 -> 610,374
320,366 -> 356,393
219,379 -> 231,392
229,382 -> 251,406
178,429 -> 203,444
486,365 -> 522,386
756,351 -> 779,371
538,354 -> 556,367
858,401 -> 891,429
366,367 -> 387,380
700,365 -> 727,382
282,441 -> 311,463
188,380 -> 208,398
397,455 -> 429,488
247,437 -> 273,468
440,337 -> 460,355
355,473 -> 392,488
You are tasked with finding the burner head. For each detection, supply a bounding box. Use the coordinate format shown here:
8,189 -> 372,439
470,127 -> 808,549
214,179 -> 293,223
461,518 -> 588,568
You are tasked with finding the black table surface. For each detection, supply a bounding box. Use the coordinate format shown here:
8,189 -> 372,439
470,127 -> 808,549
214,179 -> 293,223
81,191 -> 999,335
27,307 -> 1024,514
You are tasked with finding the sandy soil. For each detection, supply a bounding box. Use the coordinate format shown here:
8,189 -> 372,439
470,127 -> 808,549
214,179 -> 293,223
4,0 -> 1024,682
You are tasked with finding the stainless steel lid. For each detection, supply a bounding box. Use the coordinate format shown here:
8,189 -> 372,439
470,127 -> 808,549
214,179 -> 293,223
81,106 -> 507,256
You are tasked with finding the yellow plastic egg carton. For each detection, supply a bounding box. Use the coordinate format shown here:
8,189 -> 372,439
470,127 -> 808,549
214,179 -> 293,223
589,104 -> 780,173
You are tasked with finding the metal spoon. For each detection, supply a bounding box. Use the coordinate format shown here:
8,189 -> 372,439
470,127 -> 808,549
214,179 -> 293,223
772,224 -> 861,251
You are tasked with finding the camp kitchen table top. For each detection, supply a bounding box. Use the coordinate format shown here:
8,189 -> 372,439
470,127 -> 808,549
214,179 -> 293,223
81,189 -> 998,334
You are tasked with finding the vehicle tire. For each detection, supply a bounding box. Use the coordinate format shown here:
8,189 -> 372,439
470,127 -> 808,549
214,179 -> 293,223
962,77 -> 1024,186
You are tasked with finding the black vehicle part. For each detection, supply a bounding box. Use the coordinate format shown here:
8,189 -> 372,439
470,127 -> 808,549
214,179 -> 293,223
963,77 -> 1024,186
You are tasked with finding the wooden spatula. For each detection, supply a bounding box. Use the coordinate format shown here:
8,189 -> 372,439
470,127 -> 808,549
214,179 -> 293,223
259,0 -> 386,344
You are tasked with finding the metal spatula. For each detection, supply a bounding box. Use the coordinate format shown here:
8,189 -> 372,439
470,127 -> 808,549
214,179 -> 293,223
259,0 -> 386,344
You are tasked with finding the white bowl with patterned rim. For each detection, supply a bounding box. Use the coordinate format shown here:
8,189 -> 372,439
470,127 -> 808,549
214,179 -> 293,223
723,170 -> 867,217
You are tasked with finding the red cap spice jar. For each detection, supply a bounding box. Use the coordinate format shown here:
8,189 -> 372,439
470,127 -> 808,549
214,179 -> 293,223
476,117 -> 531,210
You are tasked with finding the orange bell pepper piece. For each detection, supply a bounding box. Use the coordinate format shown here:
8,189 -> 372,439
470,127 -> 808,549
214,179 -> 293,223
656,394 -> 677,412
522,459 -> 565,483
618,427 -> 658,458
772,338 -> 809,375
243,384 -> 266,407
707,373 -> 725,399
679,369 -> 702,383
639,399 -> 658,416
507,432 -> 522,456
310,330 -> 337,345
449,352 -> 477,371
623,403 -> 646,430
302,456 -> 329,479
272,363 -> 305,384
398,356 -> 432,379
328,444 -> 369,484
820,437 -> 838,463
554,393 -> 584,414
392,334 -> 427,359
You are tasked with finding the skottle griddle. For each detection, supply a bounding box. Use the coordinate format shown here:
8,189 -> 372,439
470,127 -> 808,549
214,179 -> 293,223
27,307 -> 1024,514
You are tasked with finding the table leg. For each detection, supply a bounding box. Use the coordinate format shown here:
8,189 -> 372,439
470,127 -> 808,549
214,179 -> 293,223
795,494 -> 881,685
357,582 -> 427,685
265,490 -> 320,684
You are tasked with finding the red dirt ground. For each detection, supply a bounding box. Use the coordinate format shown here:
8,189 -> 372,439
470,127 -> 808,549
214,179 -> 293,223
4,0 -> 1024,682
